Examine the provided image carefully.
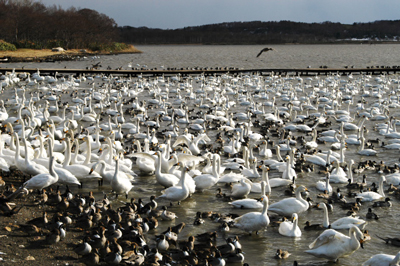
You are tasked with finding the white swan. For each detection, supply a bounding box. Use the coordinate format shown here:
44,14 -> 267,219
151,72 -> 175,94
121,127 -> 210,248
24,156 -> 58,190
358,137 -> 377,156
62,137 -> 102,186
157,163 -> 190,203
231,178 -> 252,198
47,138 -> 81,186
305,226 -> 364,261
233,195 -> 269,234
268,185 -> 309,217
316,174 -> 332,193
319,202 -> 366,230
356,175 -> 386,202
230,181 -> 266,209
278,213 -> 301,237
362,251 -> 400,266
111,157 -> 134,198
193,154 -> 220,191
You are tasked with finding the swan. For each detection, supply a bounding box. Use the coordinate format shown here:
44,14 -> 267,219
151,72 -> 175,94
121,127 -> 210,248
262,145 -> 284,168
385,172 -> 400,186
20,136 -> 49,176
111,157 -> 134,198
319,202 -> 366,230
316,174 -> 332,193
251,165 -> 271,193
305,226 -> 364,261
24,156 -> 58,190
90,160 -> 132,186
259,140 -> 272,158
305,128 -> 318,149
46,138 -> 81,186
281,155 -> 297,180
153,151 -> 180,187
240,158 -> 260,179
329,160 -> 348,184
62,137 -> 102,186
193,154 -> 220,191
131,139 -> 156,174
157,163 -> 190,203
233,195 -> 269,234
230,181 -> 266,209
356,175 -> 386,202
268,185 -> 309,217
362,251 -> 400,266
278,213 -> 301,237
358,137 -> 377,156
231,178 -> 252,198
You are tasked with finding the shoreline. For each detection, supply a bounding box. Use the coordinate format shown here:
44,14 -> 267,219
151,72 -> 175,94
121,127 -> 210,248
0,46 -> 142,63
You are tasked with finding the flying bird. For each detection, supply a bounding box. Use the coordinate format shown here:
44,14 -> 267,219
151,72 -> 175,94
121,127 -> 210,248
256,47 -> 275,57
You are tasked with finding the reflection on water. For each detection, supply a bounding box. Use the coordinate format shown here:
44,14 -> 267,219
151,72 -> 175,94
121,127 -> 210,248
2,44 -> 400,266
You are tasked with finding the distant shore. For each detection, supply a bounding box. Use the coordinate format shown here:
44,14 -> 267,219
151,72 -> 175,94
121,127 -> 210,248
0,45 -> 142,63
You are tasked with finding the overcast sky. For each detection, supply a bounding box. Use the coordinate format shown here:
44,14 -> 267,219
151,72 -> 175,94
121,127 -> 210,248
39,0 -> 400,29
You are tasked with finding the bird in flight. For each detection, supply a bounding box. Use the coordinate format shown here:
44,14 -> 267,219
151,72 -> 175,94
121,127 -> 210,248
256,47 -> 275,57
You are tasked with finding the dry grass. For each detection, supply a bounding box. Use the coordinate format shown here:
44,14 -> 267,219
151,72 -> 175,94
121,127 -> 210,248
0,45 -> 141,59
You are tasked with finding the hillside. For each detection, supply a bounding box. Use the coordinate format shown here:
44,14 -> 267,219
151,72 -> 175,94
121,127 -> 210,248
119,20 -> 400,44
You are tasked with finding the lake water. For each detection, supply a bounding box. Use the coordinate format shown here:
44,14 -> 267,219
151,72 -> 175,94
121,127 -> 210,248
2,44 -> 400,266
2,43 -> 400,70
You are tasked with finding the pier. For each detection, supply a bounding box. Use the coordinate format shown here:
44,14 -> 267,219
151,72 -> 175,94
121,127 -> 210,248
1,66 -> 400,77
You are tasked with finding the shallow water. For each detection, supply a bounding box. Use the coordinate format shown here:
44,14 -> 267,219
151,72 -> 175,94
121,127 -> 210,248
2,45 -> 400,266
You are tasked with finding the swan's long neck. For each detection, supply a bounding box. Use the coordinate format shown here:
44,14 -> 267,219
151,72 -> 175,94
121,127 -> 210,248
211,155 -> 219,178
349,227 -> 362,251
321,203 -> 330,228
63,138 -> 71,166
83,137 -> 91,165
113,158 -> 120,181
295,188 -> 308,207
261,196 -> 269,216
378,176 -> 385,197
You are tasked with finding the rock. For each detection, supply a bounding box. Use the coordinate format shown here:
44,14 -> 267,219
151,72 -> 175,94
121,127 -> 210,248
25,255 -> 35,261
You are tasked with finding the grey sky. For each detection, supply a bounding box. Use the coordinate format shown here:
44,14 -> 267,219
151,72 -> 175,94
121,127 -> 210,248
39,0 -> 400,29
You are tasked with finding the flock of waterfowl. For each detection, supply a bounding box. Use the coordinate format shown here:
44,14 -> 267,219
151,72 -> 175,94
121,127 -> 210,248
1,68 -> 400,265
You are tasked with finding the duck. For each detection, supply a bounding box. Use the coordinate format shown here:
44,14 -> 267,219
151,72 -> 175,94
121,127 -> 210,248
275,249 -> 291,259
233,195 -> 269,234
278,213 -> 301,237
362,251 -> 400,266
268,185 -> 309,217
305,226 -> 364,261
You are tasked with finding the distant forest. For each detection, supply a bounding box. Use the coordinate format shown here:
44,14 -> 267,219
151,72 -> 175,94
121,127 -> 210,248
0,0 -> 117,49
1,0 -> 400,49
119,20 -> 400,45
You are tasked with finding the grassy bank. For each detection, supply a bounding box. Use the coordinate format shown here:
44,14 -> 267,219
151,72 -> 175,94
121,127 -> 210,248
0,45 -> 142,62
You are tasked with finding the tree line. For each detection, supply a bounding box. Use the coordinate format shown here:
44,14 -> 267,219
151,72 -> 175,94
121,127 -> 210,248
119,20 -> 400,45
0,0 -> 118,50
1,0 -> 400,49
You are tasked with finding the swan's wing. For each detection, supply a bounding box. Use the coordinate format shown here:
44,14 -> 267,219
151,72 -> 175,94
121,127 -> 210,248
176,154 -> 204,164
196,133 -> 211,143
331,217 -> 365,228
126,152 -> 156,162
309,229 -> 343,249
173,135 -> 190,147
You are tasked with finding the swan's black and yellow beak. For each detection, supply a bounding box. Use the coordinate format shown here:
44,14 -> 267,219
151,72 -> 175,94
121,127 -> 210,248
360,239 -> 364,249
